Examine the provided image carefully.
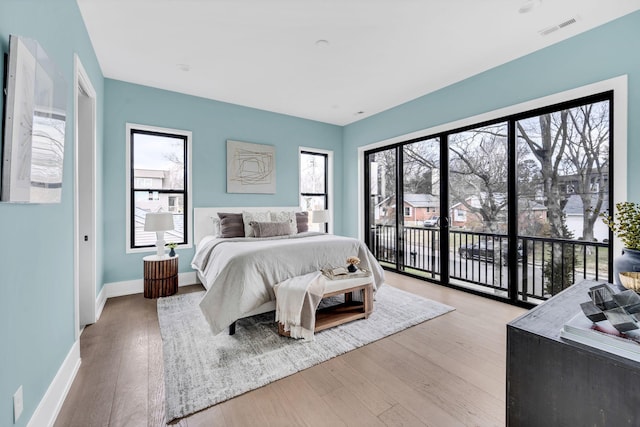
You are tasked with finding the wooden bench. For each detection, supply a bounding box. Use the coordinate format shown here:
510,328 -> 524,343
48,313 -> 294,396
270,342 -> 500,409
278,275 -> 374,337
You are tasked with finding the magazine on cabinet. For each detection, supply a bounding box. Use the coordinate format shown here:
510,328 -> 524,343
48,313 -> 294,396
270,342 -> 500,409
560,312 -> 640,362
321,266 -> 371,280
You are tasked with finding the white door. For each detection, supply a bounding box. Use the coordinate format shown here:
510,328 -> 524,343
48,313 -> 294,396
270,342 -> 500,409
75,56 -> 97,332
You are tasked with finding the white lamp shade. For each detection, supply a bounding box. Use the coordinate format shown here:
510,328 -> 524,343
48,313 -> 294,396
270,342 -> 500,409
310,209 -> 330,224
144,212 -> 174,232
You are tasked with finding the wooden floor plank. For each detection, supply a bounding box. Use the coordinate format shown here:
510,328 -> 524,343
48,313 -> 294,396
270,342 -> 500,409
270,373 -> 348,427
341,350 -> 465,427
378,404 -> 429,427
322,386 -> 387,427
323,356 -> 397,416
358,340 -> 503,427
298,362 -> 344,397
54,272 -> 526,426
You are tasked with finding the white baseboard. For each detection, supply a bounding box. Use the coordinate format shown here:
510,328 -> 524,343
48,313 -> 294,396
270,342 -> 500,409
104,271 -> 198,299
28,339 -> 81,427
95,285 -> 107,321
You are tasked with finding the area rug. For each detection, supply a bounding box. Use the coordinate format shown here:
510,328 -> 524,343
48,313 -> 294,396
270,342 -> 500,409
157,285 -> 454,423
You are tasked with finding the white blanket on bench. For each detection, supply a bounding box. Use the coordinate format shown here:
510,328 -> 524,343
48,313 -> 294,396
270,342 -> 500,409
274,271 -> 325,340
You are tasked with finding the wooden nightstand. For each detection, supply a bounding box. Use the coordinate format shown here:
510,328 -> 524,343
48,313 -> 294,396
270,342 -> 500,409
143,255 -> 178,298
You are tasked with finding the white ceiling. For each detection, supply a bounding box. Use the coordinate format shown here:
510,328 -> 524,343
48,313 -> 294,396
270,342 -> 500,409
77,0 -> 640,126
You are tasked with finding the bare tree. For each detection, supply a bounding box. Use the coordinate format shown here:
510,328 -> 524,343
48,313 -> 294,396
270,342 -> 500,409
403,139 -> 440,195
564,101 -> 610,241
448,124 -> 508,232
517,100 -> 609,241
369,149 -> 397,224
517,112 -> 570,238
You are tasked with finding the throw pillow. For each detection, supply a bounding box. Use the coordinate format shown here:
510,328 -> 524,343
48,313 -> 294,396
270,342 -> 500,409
249,221 -> 292,238
211,216 -> 221,237
296,211 -> 309,233
217,212 -> 244,238
242,211 -> 271,237
270,211 -> 297,235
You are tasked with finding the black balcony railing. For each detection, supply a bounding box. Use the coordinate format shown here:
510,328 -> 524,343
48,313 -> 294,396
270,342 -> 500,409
369,224 -> 609,302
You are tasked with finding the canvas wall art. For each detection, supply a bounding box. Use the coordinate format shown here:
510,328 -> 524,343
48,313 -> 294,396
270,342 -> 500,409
226,140 -> 276,194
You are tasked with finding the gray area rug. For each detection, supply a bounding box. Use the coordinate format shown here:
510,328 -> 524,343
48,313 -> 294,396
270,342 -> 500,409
157,285 -> 454,423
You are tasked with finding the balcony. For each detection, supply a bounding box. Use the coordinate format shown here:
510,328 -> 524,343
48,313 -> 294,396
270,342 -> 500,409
370,224 -> 608,303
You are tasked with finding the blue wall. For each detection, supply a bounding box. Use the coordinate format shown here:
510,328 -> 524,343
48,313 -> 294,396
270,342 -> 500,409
1,2 -> 640,425
103,80 -> 343,283
342,11 -> 640,237
0,1 -> 104,426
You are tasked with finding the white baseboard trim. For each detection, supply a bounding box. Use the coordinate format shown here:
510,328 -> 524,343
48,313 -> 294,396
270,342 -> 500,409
104,271 -> 198,299
95,285 -> 107,321
28,339 -> 81,427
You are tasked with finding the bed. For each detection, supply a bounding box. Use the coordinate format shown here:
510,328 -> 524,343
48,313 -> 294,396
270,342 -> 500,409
191,207 -> 385,334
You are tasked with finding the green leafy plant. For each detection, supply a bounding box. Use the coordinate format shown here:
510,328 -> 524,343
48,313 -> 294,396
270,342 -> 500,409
599,202 -> 640,250
165,243 -> 178,249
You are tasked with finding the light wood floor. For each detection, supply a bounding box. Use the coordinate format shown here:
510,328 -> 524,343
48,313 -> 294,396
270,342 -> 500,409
55,272 -> 525,427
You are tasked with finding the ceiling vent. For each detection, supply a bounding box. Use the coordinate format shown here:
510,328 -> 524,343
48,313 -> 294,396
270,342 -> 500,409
539,17 -> 578,36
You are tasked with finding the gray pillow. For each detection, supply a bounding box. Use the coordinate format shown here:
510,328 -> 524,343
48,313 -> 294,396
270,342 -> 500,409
249,221 -> 292,238
217,213 -> 244,238
296,212 -> 309,233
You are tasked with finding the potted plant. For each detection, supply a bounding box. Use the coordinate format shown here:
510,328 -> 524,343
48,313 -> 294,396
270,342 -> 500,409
346,256 -> 360,273
599,202 -> 640,289
166,242 -> 178,257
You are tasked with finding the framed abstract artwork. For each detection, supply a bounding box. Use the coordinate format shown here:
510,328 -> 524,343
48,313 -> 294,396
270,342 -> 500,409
2,35 -> 67,203
226,140 -> 276,194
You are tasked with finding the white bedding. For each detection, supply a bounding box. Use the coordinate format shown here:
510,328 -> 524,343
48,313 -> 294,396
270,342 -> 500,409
191,232 -> 385,334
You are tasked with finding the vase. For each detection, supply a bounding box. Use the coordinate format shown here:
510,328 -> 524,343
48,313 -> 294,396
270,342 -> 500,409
614,248 -> 640,288
169,248 -> 176,257
347,264 -> 357,273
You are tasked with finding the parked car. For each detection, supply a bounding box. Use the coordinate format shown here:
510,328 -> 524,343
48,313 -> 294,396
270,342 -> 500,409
423,216 -> 440,227
459,241 -> 522,265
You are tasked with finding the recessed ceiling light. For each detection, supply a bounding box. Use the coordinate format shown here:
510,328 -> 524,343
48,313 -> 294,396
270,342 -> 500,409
315,39 -> 330,48
177,63 -> 190,72
519,0 -> 541,14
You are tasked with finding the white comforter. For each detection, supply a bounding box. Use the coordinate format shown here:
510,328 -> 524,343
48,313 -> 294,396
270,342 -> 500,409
191,232 -> 385,334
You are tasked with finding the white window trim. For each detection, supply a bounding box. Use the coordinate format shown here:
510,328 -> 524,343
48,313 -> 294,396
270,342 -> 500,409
404,206 -> 412,217
299,146 -> 334,234
357,75 -> 628,258
125,122 -> 193,254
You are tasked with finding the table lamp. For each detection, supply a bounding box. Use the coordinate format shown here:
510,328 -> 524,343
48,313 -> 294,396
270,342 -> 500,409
144,212 -> 175,257
310,209 -> 329,231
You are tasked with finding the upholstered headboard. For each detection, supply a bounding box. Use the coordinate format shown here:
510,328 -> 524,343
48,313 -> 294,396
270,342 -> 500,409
193,206 -> 301,245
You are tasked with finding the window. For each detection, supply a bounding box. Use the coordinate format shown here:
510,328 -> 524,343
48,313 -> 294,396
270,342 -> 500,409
404,207 -> 412,216
126,124 -> 192,252
300,149 -> 332,232
454,209 -> 466,221
135,177 -> 153,188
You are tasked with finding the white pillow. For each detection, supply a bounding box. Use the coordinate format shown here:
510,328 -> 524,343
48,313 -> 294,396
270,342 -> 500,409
210,216 -> 221,237
242,211 -> 271,237
270,211 -> 297,235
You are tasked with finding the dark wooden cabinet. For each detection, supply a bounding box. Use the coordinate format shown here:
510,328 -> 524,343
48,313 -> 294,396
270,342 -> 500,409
507,280 -> 640,426
143,255 -> 178,298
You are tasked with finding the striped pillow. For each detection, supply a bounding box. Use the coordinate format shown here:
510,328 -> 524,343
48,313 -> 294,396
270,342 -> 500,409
296,212 -> 309,233
217,213 -> 244,238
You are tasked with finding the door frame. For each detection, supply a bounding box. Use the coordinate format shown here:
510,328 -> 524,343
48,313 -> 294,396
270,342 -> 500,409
73,54 -> 98,340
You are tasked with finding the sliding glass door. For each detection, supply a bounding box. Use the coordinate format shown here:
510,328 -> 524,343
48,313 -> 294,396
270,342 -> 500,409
402,137 -> 441,280
448,122 -> 511,297
514,99 -> 611,302
366,148 -> 398,268
364,92 -> 613,305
